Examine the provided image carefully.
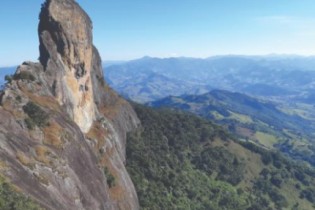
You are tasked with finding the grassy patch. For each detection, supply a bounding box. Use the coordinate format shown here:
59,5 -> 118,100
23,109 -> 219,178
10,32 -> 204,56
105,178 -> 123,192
43,121 -> 63,148
27,95 -> 61,112
86,121 -> 108,151
228,111 -> 253,124
34,146 -> 51,165
16,151 -> 34,169
210,111 -> 224,120
255,131 -> 278,148
0,176 -> 42,209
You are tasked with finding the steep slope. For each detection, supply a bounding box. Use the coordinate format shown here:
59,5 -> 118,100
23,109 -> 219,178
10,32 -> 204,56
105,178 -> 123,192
0,0 -> 139,210
148,90 -> 315,165
127,104 -> 315,210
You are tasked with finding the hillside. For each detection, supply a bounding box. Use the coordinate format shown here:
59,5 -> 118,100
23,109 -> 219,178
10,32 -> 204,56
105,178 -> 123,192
105,56 -> 315,103
127,104 -> 315,210
148,90 -> 315,166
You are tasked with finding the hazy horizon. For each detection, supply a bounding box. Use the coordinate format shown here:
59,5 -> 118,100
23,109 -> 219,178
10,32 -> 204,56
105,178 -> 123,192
1,0 -> 315,66
2,53 -> 315,68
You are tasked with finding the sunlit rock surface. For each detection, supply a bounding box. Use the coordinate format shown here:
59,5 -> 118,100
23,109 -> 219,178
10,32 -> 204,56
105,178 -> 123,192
0,0 -> 140,209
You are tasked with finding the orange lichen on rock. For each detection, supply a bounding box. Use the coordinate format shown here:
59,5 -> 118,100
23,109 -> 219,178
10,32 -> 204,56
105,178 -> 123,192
24,92 -> 61,112
1,97 -> 24,119
0,0 -> 140,209
16,151 -> 33,168
86,121 -> 108,151
43,121 -> 63,148
101,157 -> 127,203
0,160 -> 7,170
34,145 -> 51,165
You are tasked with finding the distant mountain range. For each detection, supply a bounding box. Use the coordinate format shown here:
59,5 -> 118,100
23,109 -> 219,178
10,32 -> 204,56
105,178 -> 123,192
3,51 -> 315,208
4,55 -> 315,103
4,56 -> 315,165
104,55 -> 315,103
103,55 -> 315,170
149,89 -> 312,134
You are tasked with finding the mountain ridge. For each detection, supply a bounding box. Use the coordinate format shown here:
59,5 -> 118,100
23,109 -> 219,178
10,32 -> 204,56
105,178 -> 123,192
104,55 -> 315,103
148,89 -> 315,166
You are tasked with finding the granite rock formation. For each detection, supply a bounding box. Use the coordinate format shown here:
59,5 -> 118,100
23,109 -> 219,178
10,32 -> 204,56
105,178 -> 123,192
0,0 -> 140,209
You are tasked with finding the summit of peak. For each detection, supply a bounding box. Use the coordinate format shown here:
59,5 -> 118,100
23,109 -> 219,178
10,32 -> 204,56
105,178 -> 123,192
39,0 -> 92,68
37,0 -> 98,132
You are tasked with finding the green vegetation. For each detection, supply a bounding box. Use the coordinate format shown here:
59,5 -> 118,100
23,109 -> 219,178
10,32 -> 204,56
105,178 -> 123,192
254,131 -> 278,148
15,95 -> 22,103
0,176 -> 42,210
23,102 -> 49,129
104,167 -> 116,188
192,147 -> 244,185
149,90 -> 315,167
4,75 -> 13,83
126,104 -> 315,210
228,111 -> 253,124
13,71 -> 35,81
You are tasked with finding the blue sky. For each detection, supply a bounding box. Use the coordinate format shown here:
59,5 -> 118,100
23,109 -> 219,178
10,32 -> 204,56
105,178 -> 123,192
1,0 -> 315,66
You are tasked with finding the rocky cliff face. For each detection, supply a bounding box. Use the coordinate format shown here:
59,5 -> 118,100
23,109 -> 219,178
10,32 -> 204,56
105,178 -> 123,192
0,0 -> 140,209
39,0 -> 96,133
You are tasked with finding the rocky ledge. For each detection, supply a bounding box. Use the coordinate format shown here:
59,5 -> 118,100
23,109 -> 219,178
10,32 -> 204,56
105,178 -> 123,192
0,0 -> 140,209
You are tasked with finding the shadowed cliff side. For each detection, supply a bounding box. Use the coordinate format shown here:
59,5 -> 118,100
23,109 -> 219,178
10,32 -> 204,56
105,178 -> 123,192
0,0 -> 140,209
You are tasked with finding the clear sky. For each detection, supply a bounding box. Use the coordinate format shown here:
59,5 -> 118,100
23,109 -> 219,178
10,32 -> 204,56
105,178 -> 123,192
0,0 -> 315,66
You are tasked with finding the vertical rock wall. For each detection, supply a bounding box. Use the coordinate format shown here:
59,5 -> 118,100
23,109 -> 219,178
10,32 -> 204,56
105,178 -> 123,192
0,0 -> 140,209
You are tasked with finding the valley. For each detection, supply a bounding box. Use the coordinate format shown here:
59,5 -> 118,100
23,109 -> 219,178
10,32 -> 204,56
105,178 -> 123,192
3,54 -> 315,209
104,56 -> 315,168
148,90 -> 315,166
0,1 -> 315,209
126,104 -> 315,210
105,56 -> 315,104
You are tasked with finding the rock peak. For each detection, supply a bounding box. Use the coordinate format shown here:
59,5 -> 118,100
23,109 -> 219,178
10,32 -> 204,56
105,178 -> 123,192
0,1 -> 140,209
39,0 -> 92,67
38,0 -> 96,132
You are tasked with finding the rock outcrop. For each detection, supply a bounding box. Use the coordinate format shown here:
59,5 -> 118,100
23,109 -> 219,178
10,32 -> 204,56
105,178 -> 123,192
39,0 -> 95,133
0,0 -> 140,209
